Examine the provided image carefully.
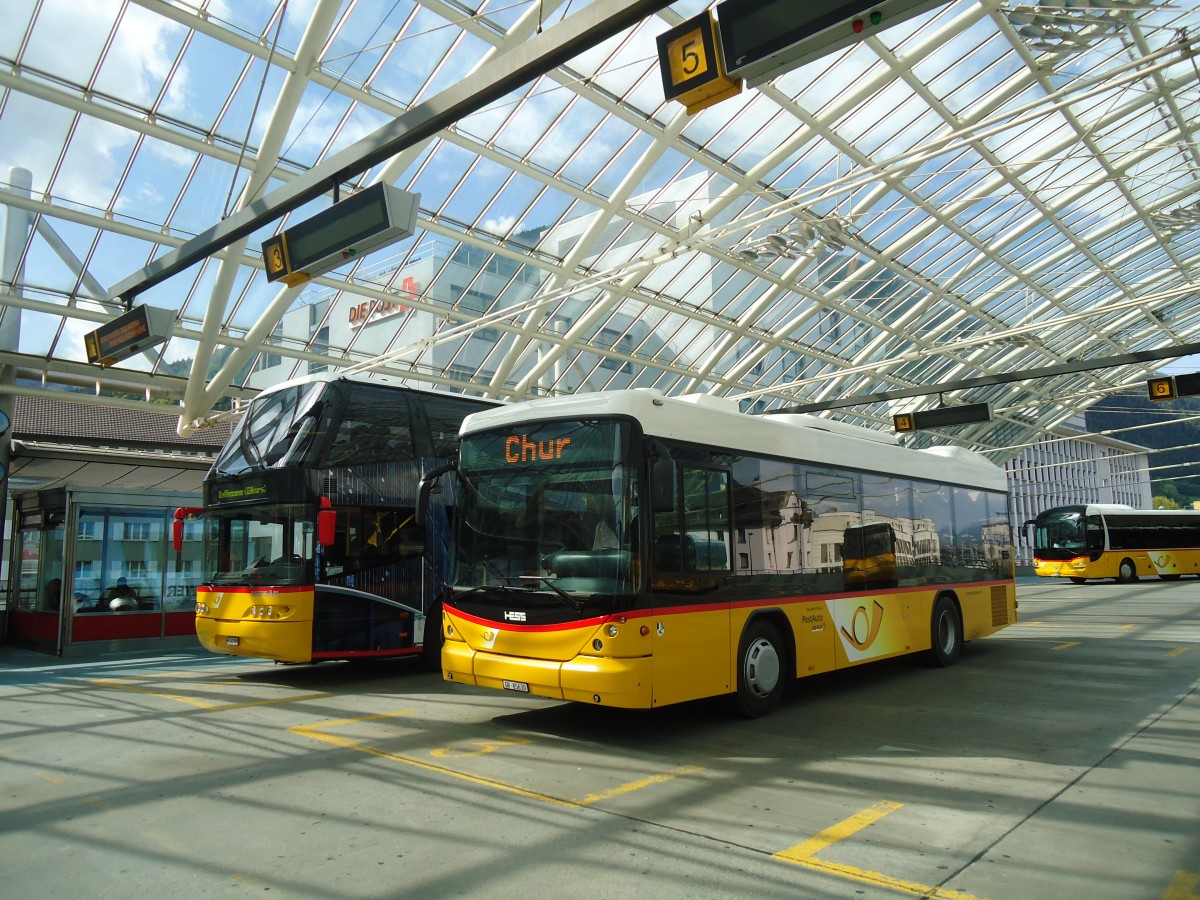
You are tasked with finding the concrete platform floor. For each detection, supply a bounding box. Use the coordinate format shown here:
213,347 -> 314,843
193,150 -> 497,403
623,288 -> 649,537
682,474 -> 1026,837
1,578 -> 1197,899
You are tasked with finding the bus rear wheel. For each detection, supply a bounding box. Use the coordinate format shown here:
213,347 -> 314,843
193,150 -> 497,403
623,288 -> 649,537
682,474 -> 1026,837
1117,558 -> 1138,584
928,596 -> 962,667
734,619 -> 785,718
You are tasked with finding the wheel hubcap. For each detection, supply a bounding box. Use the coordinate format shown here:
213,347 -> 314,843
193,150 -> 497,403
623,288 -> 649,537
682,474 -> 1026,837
937,612 -> 956,653
744,638 -> 780,698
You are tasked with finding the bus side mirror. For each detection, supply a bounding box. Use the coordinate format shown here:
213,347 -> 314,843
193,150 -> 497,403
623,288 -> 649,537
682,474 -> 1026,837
648,441 -> 676,512
317,497 -> 336,548
417,461 -> 457,526
173,507 -> 204,553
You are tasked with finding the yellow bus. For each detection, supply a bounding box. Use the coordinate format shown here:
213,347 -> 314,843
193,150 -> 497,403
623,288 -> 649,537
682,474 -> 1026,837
1027,503 -> 1200,583
185,373 -> 496,665
423,390 -> 1016,717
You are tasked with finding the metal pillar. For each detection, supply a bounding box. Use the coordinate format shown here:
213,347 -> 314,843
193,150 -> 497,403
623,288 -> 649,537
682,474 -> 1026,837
1,167 -> 32,641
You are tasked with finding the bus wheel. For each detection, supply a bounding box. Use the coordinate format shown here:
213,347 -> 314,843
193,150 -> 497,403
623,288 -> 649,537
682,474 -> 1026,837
1069,577 -> 1087,584
1117,558 -> 1138,584
735,619 -> 785,718
929,596 -> 962,667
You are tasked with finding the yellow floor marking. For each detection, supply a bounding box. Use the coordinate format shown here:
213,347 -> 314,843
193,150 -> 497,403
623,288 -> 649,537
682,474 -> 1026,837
776,800 -> 903,861
1120,624 -> 1137,632
290,713 -> 705,810
1163,869 -> 1199,900
289,714 -> 577,807
1167,647 -> 1191,658
38,772 -> 66,785
775,802 -> 986,900
1053,641 -> 1080,651
430,735 -> 532,759
784,855 -> 987,900
89,678 -> 329,711
571,766 -> 704,806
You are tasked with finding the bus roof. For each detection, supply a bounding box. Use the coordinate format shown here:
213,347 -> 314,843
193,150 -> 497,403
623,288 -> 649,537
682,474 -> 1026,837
460,389 -> 1007,490
245,371 -> 500,405
1036,504 -> 1200,519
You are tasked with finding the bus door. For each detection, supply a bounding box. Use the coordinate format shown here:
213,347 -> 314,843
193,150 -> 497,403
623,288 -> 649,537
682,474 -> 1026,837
648,460 -> 732,706
1087,515 -> 1105,561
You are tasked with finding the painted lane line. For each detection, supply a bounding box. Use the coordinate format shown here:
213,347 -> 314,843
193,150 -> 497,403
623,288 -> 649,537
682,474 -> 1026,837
89,677 -> 330,711
776,800 -> 903,861
570,766 -> 705,806
289,713 -> 705,810
775,801 -> 986,900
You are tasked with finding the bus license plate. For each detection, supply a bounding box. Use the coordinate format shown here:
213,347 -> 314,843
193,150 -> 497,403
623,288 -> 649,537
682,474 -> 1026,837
225,637 -> 240,647
502,679 -> 529,693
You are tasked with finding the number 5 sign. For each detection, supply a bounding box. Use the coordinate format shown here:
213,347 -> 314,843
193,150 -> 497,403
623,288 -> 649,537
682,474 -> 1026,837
656,11 -> 741,115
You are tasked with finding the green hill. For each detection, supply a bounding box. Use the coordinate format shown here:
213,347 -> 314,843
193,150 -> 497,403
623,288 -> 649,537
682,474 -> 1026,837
1085,393 -> 1200,508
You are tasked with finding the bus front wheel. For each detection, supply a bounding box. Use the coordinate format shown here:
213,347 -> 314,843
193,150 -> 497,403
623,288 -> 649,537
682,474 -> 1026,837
1117,558 -> 1138,584
929,596 -> 962,667
1069,577 -> 1087,584
734,619 -> 785,718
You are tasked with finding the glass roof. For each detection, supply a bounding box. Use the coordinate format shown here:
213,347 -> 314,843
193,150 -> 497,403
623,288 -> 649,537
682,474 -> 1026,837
1,0 -> 1198,460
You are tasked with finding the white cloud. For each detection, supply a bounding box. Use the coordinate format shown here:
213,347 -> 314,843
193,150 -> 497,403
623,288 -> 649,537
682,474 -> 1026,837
4,1 -> 188,208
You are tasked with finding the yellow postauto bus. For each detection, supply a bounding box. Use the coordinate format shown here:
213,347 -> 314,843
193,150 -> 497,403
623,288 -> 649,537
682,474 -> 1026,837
422,390 -> 1017,717
1027,503 -> 1200,583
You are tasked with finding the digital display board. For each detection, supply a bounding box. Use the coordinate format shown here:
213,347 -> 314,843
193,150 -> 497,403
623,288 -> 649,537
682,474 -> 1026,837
84,305 -> 173,367
261,184 -> 419,287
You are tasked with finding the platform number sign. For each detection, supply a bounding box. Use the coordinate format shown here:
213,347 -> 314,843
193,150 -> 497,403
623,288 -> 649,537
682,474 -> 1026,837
262,233 -> 291,282
1146,376 -> 1176,401
667,23 -> 711,86
656,12 -> 741,115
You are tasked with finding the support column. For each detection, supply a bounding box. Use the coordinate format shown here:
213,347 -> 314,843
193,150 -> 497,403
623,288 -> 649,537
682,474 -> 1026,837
1,167 -> 32,640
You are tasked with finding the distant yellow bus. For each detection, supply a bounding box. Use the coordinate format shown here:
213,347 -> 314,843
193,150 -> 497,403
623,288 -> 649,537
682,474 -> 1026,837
1027,503 -> 1200,583
424,390 -> 1017,717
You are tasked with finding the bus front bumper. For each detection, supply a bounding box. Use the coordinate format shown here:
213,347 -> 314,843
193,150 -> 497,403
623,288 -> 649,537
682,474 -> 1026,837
1033,557 -> 1087,577
195,616 -> 312,664
442,640 -> 652,708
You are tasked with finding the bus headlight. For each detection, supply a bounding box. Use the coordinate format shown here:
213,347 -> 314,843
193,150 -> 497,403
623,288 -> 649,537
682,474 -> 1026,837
606,624 -> 619,637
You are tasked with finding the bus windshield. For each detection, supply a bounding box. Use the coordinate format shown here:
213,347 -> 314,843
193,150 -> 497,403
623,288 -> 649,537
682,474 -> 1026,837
212,381 -> 327,476
204,502 -> 315,587
456,419 -> 638,594
1033,509 -> 1087,560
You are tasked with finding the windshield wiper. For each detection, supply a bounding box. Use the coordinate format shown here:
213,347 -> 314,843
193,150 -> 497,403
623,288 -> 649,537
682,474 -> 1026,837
517,575 -> 585,612
452,578 -> 584,613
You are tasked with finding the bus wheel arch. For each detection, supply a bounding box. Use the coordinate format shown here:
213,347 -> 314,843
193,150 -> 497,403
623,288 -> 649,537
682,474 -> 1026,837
928,593 -> 963,667
1117,558 -> 1138,584
733,612 -> 792,718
